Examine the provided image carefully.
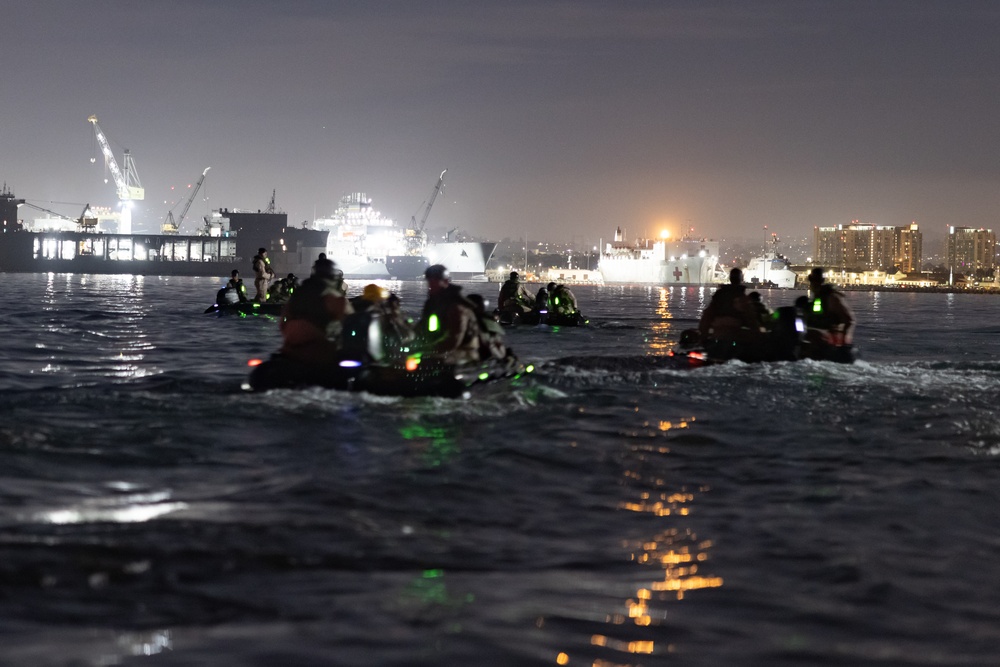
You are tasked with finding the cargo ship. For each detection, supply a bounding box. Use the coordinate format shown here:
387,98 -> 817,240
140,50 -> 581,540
598,227 -> 720,285
0,185 -> 324,278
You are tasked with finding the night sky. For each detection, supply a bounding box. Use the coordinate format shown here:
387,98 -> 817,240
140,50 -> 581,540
2,0 -> 998,247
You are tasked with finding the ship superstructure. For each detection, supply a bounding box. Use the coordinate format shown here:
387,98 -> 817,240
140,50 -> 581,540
312,192 -> 406,279
312,190 -> 495,280
741,234 -> 798,288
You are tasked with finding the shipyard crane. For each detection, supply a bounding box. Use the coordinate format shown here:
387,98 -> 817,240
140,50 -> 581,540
88,115 -> 144,202
403,169 -> 446,255
410,169 -> 447,233
163,167 -> 210,234
18,201 -> 91,228
88,115 -> 144,235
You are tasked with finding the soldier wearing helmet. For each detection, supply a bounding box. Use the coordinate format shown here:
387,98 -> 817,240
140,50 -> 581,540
278,255 -> 353,363
497,270 -> 534,319
417,265 -> 482,364
805,267 -> 855,348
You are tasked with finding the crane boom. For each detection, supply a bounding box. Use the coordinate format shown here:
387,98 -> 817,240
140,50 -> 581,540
411,169 -> 447,232
177,167 -> 210,227
88,115 -> 144,201
163,167 -> 210,234
18,201 -> 87,225
177,167 -> 210,232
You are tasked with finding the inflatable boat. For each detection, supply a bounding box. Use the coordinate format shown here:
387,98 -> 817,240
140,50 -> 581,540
245,353 -> 532,398
204,301 -> 284,316
668,305 -> 856,368
494,308 -> 588,327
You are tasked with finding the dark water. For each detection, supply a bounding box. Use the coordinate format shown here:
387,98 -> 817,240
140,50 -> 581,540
2,274 -> 999,666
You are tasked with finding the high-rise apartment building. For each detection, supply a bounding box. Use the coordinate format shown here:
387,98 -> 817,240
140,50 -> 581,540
897,223 -> 922,273
946,227 -> 996,273
813,222 -> 923,272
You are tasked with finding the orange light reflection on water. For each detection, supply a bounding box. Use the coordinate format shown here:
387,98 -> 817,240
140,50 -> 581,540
550,410 -> 722,666
647,286 -> 713,354
646,287 -> 673,353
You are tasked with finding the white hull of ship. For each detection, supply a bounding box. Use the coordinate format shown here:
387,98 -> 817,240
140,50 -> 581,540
599,233 -> 720,285
424,241 -> 497,279
325,240 -> 497,280
324,239 -> 392,279
742,253 -> 797,289
599,256 -> 717,285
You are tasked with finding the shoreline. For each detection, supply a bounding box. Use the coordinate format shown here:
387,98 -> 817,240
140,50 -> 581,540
834,284 -> 1000,294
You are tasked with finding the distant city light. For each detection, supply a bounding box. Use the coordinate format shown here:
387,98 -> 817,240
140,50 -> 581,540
660,230 -> 670,239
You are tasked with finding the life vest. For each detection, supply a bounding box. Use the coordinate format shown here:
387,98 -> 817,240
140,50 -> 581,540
420,285 -> 481,353
253,255 -> 273,277
227,278 -> 245,291
805,285 -> 840,330
550,285 -> 576,314
498,280 -> 520,309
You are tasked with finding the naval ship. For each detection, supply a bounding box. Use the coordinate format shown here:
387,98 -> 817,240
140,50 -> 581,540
312,191 -> 496,281
598,226 -> 720,285
741,235 -> 798,289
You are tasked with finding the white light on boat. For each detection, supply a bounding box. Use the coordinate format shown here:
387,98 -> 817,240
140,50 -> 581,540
699,250 -> 706,257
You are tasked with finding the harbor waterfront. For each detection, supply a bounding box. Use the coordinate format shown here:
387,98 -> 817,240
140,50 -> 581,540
0,186 -> 496,282
2,274 -> 1000,665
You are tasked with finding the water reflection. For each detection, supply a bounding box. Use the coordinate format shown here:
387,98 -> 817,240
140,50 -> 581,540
394,568 -> 474,620
34,489 -> 188,524
398,423 -> 459,467
646,287 -> 673,353
618,414 -> 722,604
47,629 -> 175,665
555,412 -> 722,665
673,285 -> 710,312
944,292 -> 956,325
646,286 -> 710,354
112,629 -> 173,659
37,274 -> 162,381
